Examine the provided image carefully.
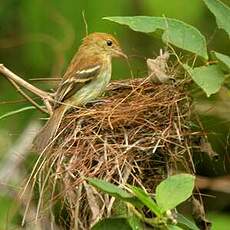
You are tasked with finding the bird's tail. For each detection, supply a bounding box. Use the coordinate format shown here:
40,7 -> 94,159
33,105 -> 67,153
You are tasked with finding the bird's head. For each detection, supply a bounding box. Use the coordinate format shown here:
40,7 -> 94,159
81,32 -> 127,59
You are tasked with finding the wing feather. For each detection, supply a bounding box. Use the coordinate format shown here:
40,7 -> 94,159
54,64 -> 101,107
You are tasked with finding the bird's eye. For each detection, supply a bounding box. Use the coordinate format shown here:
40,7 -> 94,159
106,40 -> 113,46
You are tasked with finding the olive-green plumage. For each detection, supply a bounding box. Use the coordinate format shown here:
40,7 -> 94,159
33,32 -> 126,152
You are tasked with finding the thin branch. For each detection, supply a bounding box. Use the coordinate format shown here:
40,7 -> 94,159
82,11 -> 89,36
0,64 -> 54,100
0,64 -> 55,113
29,77 -> 61,82
7,77 -> 49,114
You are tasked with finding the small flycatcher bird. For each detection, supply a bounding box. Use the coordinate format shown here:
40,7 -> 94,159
34,32 -> 127,152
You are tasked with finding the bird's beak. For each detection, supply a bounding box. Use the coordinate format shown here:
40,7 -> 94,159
114,48 -> 128,59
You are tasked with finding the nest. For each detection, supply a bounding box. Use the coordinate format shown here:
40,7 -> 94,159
33,77 -> 198,229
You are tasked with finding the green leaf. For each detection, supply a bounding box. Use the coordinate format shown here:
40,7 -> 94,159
203,0 -> 230,37
155,174 -> 195,212
127,214 -> 143,230
104,16 -> 208,59
87,178 -> 142,208
185,64 -> 225,97
130,186 -> 162,217
212,51 -> 230,72
92,218 -> 132,230
177,213 -> 199,230
88,178 -> 132,199
167,225 -> 184,230
0,106 -> 36,120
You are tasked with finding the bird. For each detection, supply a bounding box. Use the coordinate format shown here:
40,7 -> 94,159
33,32 -> 127,152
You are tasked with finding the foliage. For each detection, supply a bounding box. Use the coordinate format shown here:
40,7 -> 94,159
88,174 -> 198,230
155,174 -> 195,213
203,0 -> 230,37
104,0 -> 230,97
212,51 -> 230,71
104,16 -> 208,59
184,64 -> 225,97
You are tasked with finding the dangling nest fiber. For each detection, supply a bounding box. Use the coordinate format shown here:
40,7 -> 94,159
33,77 -> 198,229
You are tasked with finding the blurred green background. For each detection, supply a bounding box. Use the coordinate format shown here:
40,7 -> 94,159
0,0 -> 229,229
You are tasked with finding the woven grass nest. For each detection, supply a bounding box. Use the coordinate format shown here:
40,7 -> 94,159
33,77 -> 198,229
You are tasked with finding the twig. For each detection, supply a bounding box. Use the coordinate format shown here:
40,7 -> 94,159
7,77 -> 49,114
82,11 -> 89,36
0,64 -> 55,113
0,64 -> 54,101
29,77 -> 61,82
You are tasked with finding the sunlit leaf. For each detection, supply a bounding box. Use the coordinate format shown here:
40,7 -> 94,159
87,178 -> 131,198
155,174 -> 195,212
104,16 -> 208,59
87,178 -> 142,208
203,0 -> 230,37
185,64 -> 225,97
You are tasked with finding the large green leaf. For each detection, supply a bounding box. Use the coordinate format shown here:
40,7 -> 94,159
130,186 -> 162,217
185,64 -> 225,97
203,0 -> 230,37
212,51 -> 230,72
155,174 -> 195,212
92,218 -> 132,230
104,16 -> 208,59
87,178 -> 142,208
88,178 -> 132,199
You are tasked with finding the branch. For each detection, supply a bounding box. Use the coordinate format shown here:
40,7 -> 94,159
0,64 -> 55,114
0,64 -> 54,100
7,77 -> 49,114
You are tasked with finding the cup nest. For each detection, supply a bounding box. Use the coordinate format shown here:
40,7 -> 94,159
32,77 -> 199,229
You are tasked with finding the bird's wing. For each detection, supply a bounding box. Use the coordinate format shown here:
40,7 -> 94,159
54,64 -> 101,107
